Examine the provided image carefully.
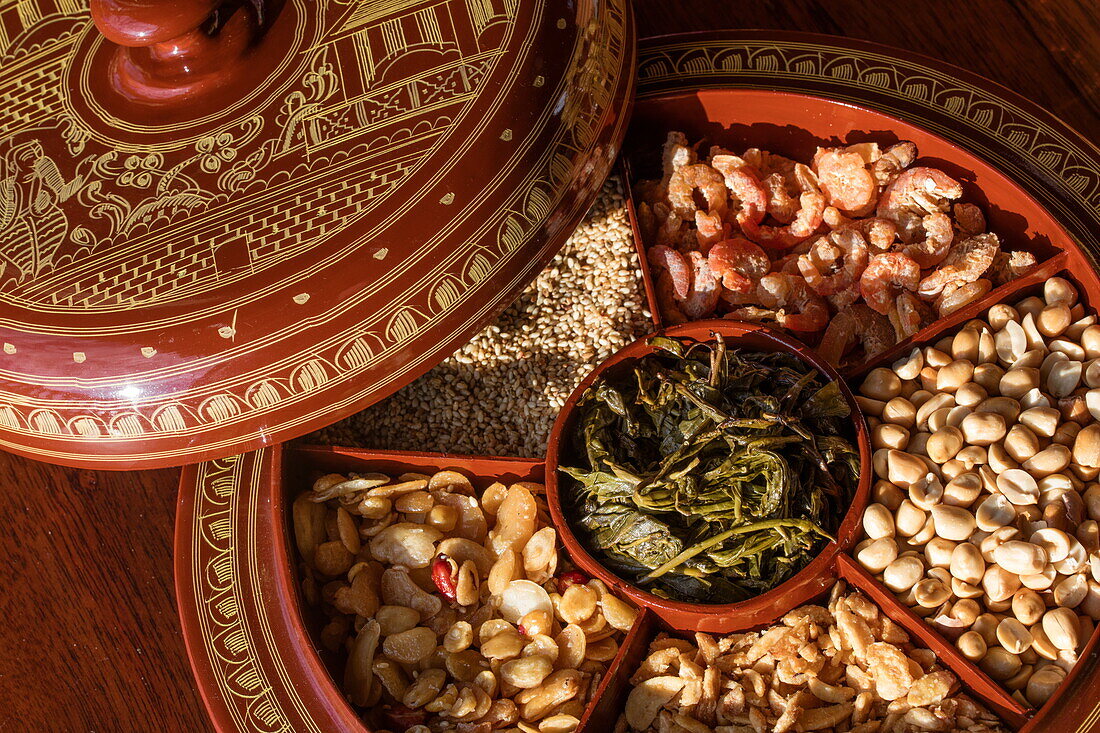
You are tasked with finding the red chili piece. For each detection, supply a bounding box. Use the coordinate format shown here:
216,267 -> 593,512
384,704 -> 426,730
556,570 -> 589,593
431,554 -> 458,602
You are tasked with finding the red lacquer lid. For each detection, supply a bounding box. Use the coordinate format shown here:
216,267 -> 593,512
0,0 -> 635,469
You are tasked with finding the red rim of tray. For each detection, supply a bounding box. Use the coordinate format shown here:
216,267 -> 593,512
176,30 -> 1100,733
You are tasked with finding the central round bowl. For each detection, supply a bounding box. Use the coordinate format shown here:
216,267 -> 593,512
545,319 -> 872,633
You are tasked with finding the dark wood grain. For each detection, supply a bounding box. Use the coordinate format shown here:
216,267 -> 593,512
1,2 -> 1097,730
0,456 -> 205,732
632,0 -> 1100,139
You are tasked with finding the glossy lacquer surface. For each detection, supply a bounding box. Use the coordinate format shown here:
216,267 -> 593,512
0,0 -> 634,469
177,32 -> 1100,733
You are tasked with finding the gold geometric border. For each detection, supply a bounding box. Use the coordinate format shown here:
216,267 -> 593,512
177,33 -> 1100,733
183,451 -> 302,733
179,447 -> 366,732
0,0 -> 636,468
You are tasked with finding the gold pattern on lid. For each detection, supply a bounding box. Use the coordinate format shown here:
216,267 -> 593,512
0,0 -> 634,468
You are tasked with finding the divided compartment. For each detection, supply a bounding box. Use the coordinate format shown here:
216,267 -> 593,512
278,444 -> 649,733
835,262 -> 1100,730
272,87 -> 1100,733
619,89 -> 1075,363
587,565 -> 1021,731
614,87 -> 1100,731
545,319 -> 873,633
837,556 -> 1029,729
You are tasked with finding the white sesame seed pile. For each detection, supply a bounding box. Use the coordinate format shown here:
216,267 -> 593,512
307,176 -> 653,458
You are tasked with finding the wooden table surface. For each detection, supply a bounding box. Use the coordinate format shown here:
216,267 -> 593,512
2,2 -> 1097,731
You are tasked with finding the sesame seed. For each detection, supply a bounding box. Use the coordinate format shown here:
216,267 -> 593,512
307,177 -> 651,457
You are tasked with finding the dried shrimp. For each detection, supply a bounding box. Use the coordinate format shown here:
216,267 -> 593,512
818,304 -> 894,366
813,145 -> 877,215
917,233 -> 1000,298
679,251 -> 721,320
901,211 -> 954,268
709,154 -> 767,227
860,252 -> 921,315
708,238 -> 769,294
877,166 -> 963,242
647,246 -> 691,300
797,229 -> 869,303
667,164 -> 727,221
746,272 -> 829,333
890,290 -> 934,340
637,131 -> 1041,365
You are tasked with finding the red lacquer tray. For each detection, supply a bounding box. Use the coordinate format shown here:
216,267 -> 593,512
0,0 -> 634,470
176,32 -> 1100,732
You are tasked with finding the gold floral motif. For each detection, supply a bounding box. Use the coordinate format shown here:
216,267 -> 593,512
179,11 -> 630,731
0,0 -> 631,463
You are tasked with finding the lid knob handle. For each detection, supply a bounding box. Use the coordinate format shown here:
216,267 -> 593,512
89,0 -> 276,106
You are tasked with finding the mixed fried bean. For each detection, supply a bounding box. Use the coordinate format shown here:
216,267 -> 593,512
295,470 -> 637,733
619,583 -> 1004,733
856,277 -> 1100,707
635,133 -> 1038,366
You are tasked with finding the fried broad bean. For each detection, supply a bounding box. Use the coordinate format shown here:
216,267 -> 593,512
445,649 -> 488,683
346,619 -> 381,706
438,537 -> 494,577
488,550 -> 524,596
376,605 -> 421,636
382,568 -> 443,618
520,670 -> 585,721
490,485 -> 538,556
523,527 -> 558,583
501,655 -> 554,689
405,668 -> 448,709
483,629 -> 526,660
555,625 -> 587,670
558,584 -> 598,625
370,523 -> 443,569
600,593 -> 638,632
384,627 -> 438,664
523,635 -> 560,665
314,540 -> 355,577
443,621 -> 475,653
539,714 -> 580,733
298,467 -> 638,730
